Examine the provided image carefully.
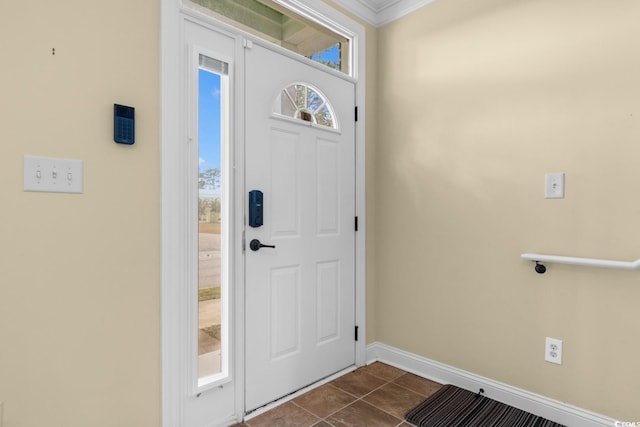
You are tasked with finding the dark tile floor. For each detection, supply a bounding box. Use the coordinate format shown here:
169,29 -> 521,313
236,362 -> 442,427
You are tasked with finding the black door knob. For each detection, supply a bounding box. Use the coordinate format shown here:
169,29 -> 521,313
249,239 -> 276,251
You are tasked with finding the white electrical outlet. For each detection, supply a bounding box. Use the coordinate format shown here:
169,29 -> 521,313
545,337 -> 563,364
544,173 -> 565,199
24,155 -> 83,194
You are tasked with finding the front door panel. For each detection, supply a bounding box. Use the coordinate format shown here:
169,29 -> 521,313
245,43 -> 356,412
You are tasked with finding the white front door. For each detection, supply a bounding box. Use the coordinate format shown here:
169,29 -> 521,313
245,43 -> 356,412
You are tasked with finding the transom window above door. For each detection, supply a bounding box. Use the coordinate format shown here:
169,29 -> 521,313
183,0 -> 350,75
274,83 -> 337,129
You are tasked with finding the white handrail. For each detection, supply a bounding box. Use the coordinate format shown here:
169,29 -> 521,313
521,253 -> 640,270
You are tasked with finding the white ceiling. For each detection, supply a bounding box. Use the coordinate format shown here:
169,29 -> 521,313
330,0 -> 436,27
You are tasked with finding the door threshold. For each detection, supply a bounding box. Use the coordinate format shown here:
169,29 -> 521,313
243,365 -> 357,421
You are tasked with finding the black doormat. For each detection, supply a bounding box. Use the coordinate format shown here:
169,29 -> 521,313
405,384 -> 566,427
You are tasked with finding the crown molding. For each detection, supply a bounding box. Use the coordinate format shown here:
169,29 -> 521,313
331,0 -> 436,27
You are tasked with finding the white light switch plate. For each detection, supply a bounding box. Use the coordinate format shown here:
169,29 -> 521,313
544,173 -> 564,199
24,155 -> 83,193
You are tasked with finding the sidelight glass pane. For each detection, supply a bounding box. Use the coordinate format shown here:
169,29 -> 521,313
198,57 -> 228,385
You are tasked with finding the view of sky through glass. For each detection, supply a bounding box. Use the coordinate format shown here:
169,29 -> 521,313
309,43 -> 341,72
199,69 -> 221,185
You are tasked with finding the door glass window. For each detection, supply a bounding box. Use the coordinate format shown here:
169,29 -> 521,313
274,83 -> 337,129
183,0 -> 350,75
197,54 -> 229,386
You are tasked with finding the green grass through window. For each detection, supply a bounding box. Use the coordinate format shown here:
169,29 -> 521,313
199,287 -> 221,301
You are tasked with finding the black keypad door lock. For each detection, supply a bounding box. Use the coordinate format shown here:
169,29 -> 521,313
249,190 -> 263,228
114,104 -> 135,145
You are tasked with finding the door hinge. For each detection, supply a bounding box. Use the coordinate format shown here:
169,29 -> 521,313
354,216 -> 358,232
354,106 -> 358,122
355,325 -> 359,341
243,39 -> 253,49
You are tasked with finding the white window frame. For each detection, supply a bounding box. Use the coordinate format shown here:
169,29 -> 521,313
190,46 -> 233,392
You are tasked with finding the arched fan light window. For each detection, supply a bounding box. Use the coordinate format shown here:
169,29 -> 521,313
274,83 -> 337,130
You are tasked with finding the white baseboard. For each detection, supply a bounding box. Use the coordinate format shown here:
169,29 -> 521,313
206,415 -> 239,427
366,342 -> 615,427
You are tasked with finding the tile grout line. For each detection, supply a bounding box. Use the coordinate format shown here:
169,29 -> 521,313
288,383 -> 361,426
356,398 -> 404,425
390,371 -> 445,399
288,401 -> 324,426
354,371 -> 442,425
388,378 -> 431,398
325,382 -> 361,400
333,375 -> 406,426
303,382 -> 364,422
302,378 -> 394,426
243,365 -> 439,427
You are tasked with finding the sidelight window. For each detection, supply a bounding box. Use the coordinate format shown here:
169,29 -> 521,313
197,54 -> 229,388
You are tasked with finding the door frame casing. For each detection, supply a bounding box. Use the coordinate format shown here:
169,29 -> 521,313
160,1 -> 367,425
161,14 -> 243,427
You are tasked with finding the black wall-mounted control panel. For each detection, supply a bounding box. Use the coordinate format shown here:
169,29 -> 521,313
249,190 -> 263,228
114,104 -> 135,145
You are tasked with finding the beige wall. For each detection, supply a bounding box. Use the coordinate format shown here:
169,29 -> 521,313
376,0 -> 640,420
0,1 -> 160,426
4,0 -> 636,424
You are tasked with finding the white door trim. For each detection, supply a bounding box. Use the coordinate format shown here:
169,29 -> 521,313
160,2 -> 183,426
160,1 -> 367,425
161,12 -> 243,427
